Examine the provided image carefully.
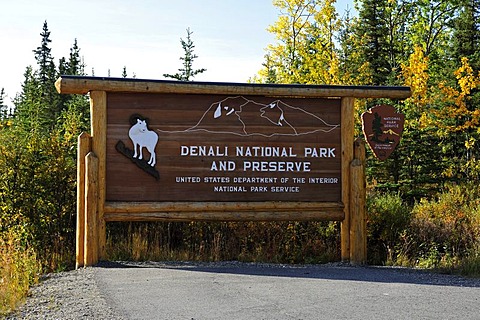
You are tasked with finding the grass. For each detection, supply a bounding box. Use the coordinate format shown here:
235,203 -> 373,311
0,232 -> 42,316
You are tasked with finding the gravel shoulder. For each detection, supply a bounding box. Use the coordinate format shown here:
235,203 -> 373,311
6,267 -> 123,320
6,261 -> 480,320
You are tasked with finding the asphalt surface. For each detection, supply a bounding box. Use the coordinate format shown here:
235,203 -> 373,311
93,261 -> 480,320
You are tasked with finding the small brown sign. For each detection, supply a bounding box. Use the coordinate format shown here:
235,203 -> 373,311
361,105 -> 404,160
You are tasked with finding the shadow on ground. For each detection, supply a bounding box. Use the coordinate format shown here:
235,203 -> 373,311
95,260 -> 480,288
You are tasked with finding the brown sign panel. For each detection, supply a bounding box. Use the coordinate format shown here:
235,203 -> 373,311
361,105 -> 405,160
106,93 -> 342,202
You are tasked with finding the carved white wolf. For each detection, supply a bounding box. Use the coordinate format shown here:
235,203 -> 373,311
128,118 -> 158,166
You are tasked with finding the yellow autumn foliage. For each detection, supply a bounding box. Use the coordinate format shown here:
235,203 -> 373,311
435,57 -> 480,132
401,45 -> 430,106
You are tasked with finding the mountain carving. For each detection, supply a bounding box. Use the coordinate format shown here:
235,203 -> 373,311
170,96 -> 340,137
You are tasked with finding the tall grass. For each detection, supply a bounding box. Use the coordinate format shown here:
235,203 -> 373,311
106,221 -> 340,264
0,231 -> 42,316
366,184 -> 480,275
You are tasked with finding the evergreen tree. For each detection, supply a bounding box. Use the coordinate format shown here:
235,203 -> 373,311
13,66 -> 46,134
58,57 -> 68,76
258,54 -> 278,84
338,9 -> 369,85
122,66 -> 128,78
68,38 -> 84,75
59,38 -> 85,77
0,88 -> 6,119
163,28 -> 206,81
450,0 -> 480,72
354,0 -> 391,85
15,23 -> 89,133
408,0 -> 458,83
33,21 -> 54,84
2,23 -> 91,270
32,21 -> 61,124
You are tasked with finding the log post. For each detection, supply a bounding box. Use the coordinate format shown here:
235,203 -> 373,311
349,138 -> 367,264
340,97 -> 355,261
89,91 -> 107,260
76,132 -> 91,269
84,152 -> 99,266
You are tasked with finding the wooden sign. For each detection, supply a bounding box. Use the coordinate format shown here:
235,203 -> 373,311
55,75 -> 412,267
361,105 -> 405,160
106,93 -> 342,203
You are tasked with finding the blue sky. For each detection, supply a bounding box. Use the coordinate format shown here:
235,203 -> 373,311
1,0 -> 354,102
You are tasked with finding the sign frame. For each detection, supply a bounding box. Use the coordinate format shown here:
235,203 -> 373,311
56,75 -> 411,267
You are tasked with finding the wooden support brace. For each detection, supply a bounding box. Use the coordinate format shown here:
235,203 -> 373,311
340,97 -> 355,261
76,132 -> 92,269
84,151 -> 99,266
350,138 -> 367,264
89,91 -> 107,260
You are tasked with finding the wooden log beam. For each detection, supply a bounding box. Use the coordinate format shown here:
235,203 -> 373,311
104,201 -> 344,213
76,132 -> 91,269
90,91 -> 107,260
84,152 -> 98,266
340,97 -> 355,261
104,201 -> 345,222
55,76 -> 412,99
350,138 -> 367,264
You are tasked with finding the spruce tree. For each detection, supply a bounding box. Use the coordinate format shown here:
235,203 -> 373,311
451,0 -> 480,72
163,28 -> 206,81
30,21 -> 61,125
0,88 -> 7,119
68,38 -> 84,75
33,21 -> 54,84
447,0 -> 480,180
3,23 -> 91,270
354,0 -> 391,85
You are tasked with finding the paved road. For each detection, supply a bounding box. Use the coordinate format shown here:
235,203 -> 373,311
94,261 -> 480,320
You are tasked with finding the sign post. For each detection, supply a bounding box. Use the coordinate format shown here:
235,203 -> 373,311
56,76 -> 411,267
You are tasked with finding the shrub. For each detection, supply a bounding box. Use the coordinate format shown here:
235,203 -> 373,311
366,191 -> 411,264
0,229 -> 42,316
105,221 -> 340,264
408,184 -> 480,269
0,126 -> 77,271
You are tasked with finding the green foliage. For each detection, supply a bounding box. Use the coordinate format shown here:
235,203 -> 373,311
0,88 -> 8,120
0,124 -> 76,270
408,184 -> 480,265
1,21 -> 90,274
366,191 -> 411,264
459,249 -> 480,277
1,6 -> 479,308
255,0 -> 343,84
258,0 -> 480,201
163,28 -> 206,81
364,184 -> 480,275
450,0 -> 480,72
354,0 -> 394,85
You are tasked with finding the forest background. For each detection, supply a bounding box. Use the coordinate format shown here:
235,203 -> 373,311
1,0 -> 480,314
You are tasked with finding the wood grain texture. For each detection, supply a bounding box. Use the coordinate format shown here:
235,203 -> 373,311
84,152 -> 98,266
76,132 -> 91,269
55,76 -> 412,99
106,93 -> 342,203
350,138 -> 367,264
90,91 -> 107,260
104,201 -> 344,221
340,97 -> 355,261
